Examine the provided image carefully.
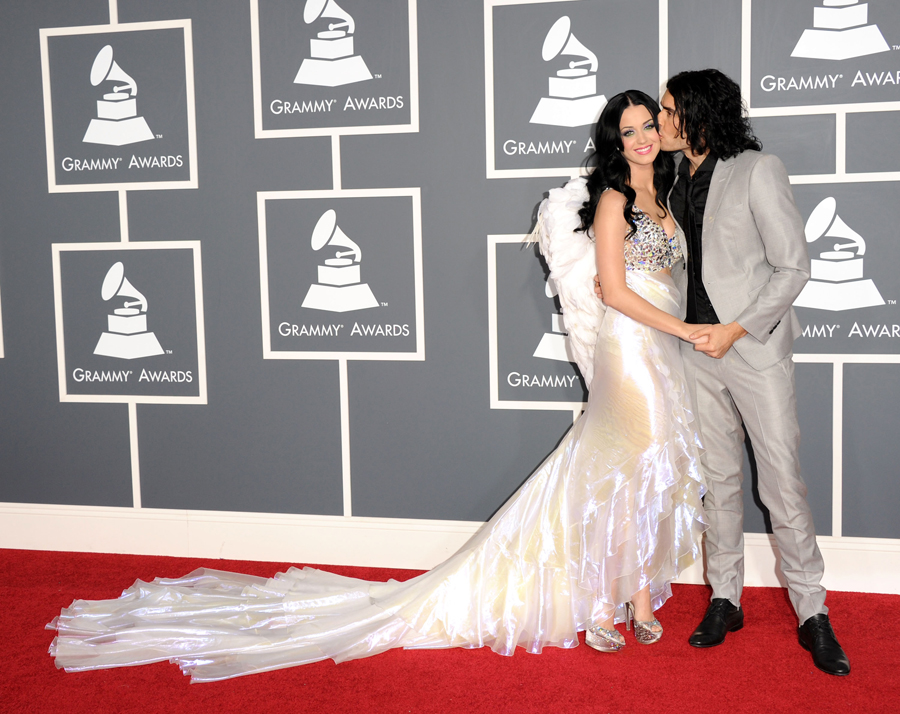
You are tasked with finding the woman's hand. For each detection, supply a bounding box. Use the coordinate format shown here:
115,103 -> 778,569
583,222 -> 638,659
688,322 -> 747,358
682,324 -> 710,344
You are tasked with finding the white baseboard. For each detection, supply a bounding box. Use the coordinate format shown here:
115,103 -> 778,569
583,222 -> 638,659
1,503 -> 898,594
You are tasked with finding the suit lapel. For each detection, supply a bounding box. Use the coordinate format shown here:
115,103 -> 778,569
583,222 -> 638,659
704,155 -> 737,234
669,152 -> 683,209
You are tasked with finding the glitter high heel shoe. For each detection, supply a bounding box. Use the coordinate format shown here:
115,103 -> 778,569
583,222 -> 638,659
585,624 -> 625,652
626,602 -> 663,644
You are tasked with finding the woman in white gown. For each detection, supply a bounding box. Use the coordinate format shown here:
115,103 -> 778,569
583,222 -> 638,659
48,91 -> 708,681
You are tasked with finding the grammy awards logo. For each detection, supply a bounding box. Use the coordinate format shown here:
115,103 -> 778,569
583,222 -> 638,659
529,16 -> 606,128
294,0 -> 373,87
533,277 -> 573,362
791,0 -> 890,61
794,197 -> 885,312
82,45 -> 154,146
301,209 -> 379,312
93,262 -> 165,359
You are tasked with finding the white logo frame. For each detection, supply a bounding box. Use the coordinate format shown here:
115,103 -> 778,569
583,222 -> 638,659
250,0 -> 420,139
39,20 -> 199,194
742,0 -> 900,185
487,234 -> 587,411
484,0 -> 671,180
258,188 -> 425,361
51,241 -> 208,404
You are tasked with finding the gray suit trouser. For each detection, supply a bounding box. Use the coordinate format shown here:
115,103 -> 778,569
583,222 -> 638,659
681,344 -> 827,624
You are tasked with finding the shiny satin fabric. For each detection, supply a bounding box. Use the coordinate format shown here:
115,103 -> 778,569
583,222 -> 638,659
48,270 -> 707,682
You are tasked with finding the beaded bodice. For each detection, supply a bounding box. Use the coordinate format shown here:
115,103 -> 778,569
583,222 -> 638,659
624,209 -> 684,273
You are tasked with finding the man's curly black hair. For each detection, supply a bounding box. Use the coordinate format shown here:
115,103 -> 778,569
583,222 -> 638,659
666,69 -> 762,158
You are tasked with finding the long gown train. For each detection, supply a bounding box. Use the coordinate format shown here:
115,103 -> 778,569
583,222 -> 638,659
48,268 -> 707,682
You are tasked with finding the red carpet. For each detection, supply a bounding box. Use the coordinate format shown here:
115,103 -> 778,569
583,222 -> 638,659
1,548 -> 896,714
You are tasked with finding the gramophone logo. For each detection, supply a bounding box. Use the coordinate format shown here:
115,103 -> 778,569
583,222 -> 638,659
82,45 -> 154,146
794,197 -> 885,311
301,209 -> 379,312
533,277 -> 573,362
294,0 -> 373,87
791,0 -> 890,61
93,262 -> 165,359
529,16 -> 606,128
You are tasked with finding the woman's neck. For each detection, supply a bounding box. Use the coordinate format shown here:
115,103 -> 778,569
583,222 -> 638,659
628,163 -> 656,195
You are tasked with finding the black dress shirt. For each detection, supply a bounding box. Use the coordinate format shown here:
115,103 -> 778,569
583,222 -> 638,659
670,153 -> 721,325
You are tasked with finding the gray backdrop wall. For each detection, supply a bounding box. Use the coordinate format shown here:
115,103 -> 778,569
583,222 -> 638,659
1,0 -> 898,592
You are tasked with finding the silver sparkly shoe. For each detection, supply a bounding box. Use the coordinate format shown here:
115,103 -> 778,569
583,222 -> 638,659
626,602 -> 663,644
585,624 -> 625,652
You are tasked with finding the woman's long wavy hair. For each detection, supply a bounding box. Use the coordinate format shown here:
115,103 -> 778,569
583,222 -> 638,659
577,90 -> 674,237
665,69 -> 762,159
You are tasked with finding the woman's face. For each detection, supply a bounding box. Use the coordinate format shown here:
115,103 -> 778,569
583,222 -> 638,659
618,104 -> 660,168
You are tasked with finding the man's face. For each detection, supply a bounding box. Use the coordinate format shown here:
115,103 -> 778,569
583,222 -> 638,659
657,91 -> 690,153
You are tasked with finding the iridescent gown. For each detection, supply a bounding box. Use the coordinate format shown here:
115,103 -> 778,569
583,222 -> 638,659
48,179 -> 707,682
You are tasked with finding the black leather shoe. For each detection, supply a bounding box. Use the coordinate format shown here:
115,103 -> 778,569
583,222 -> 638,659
798,614 -> 850,676
688,598 -> 744,648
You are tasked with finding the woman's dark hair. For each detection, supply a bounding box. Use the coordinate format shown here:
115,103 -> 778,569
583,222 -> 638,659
577,90 -> 674,236
665,68 -> 762,159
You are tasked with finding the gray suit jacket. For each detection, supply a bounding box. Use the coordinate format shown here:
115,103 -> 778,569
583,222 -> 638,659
672,150 -> 810,371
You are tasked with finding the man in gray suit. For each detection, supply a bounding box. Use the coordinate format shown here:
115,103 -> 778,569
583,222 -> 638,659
657,69 -> 849,675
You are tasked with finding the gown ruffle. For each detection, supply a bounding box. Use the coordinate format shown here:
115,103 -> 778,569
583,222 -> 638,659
48,267 -> 707,682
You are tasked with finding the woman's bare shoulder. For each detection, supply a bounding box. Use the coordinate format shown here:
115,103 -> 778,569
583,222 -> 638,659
595,189 -> 628,223
597,187 -> 626,208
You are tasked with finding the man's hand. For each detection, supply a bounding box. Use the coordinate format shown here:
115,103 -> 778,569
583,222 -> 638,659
593,274 -> 603,301
689,322 -> 748,359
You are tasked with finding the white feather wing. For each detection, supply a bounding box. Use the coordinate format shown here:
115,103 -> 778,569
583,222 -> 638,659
533,178 -> 604,389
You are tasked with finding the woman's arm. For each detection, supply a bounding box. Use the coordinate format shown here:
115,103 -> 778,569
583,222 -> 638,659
594,190 -> 698,342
